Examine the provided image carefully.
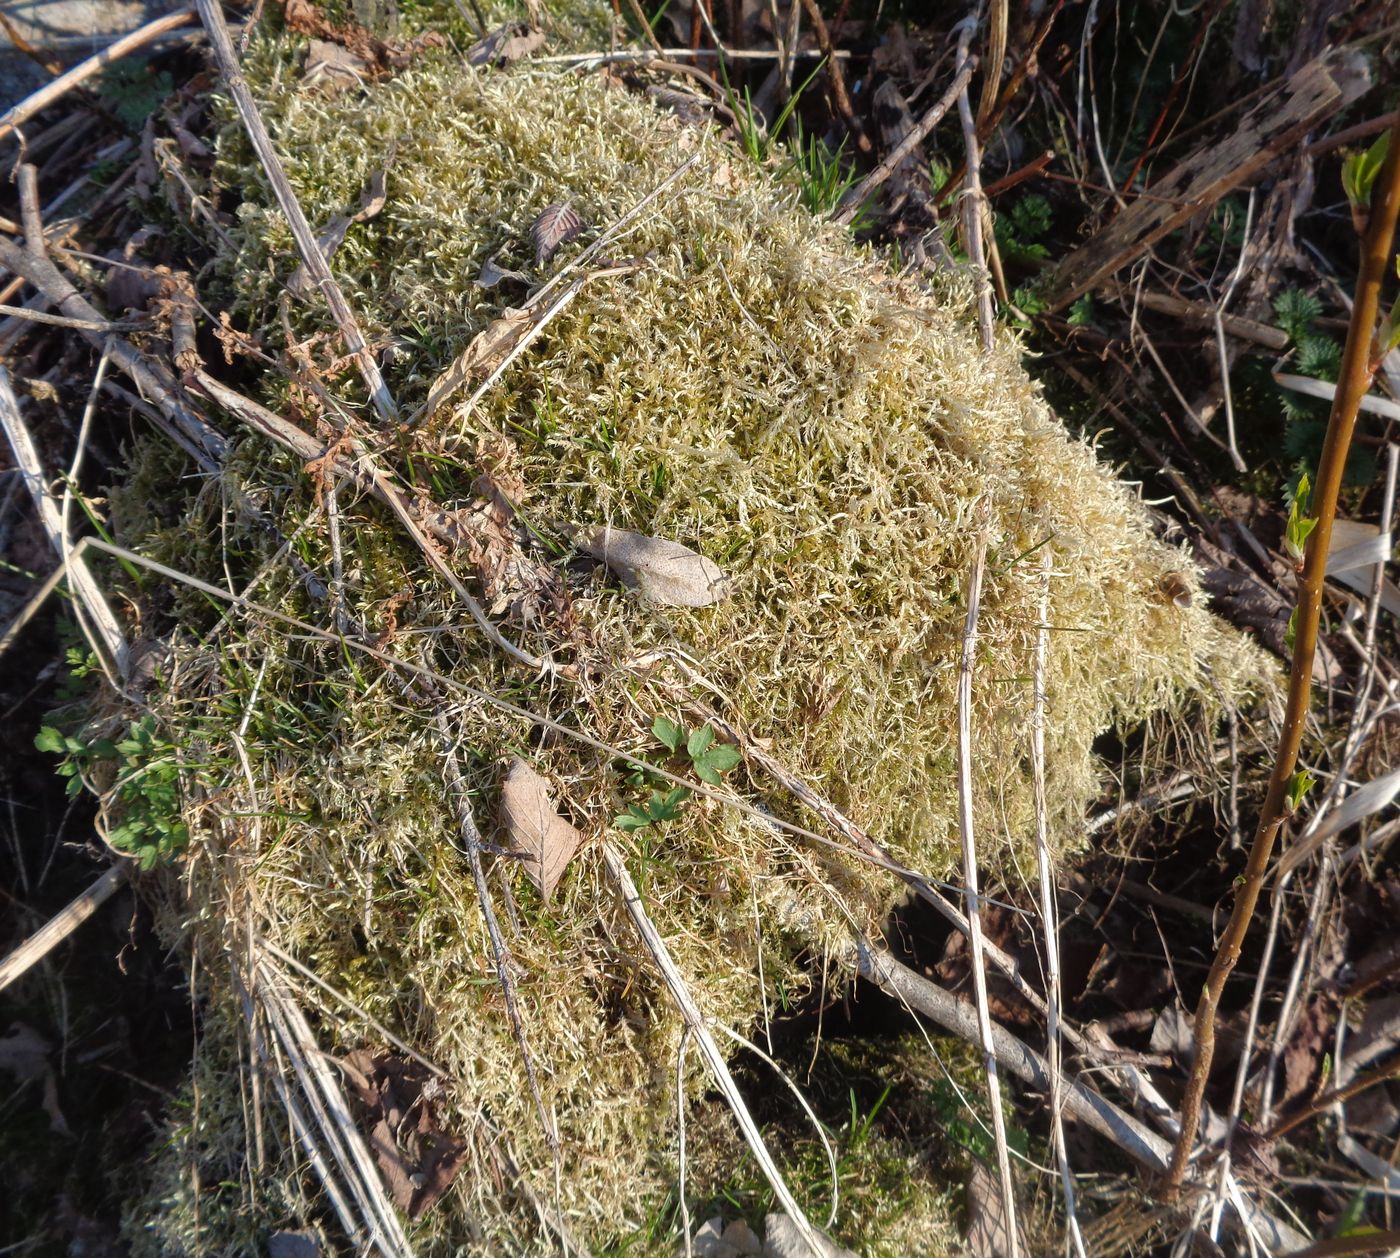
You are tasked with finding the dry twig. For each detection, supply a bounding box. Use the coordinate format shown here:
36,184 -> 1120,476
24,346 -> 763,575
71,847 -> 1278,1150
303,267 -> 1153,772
1166,109 -> 1400,1195
193,0 -> 398,424
0,8 -> 195,142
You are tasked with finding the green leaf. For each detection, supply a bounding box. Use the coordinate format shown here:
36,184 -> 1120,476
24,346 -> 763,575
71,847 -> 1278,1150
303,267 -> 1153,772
700,744 -> 741,774
1285,473 -> 1318,562
1285,605 -> 1299,651
34,726 -> 66,754
694,761 -> 723,786
686,724 -> 715,759
614,810 -> 652,832
1342,131 -> 1390,211
1273,288 -> 1322,341
1286,768 -> 1317,813
652,715 -> 684,753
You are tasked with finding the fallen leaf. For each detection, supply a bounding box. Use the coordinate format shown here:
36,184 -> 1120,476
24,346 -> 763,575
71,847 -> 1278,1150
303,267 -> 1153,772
1281,993 -> 1338,1111
499,758 -> 583,901
576,525 -> 732,607
477,252 -> 530,289
339,1048 -> 469,1219
530,202 -> 585,267
0,1023 -> 71,1136
422,307 -> 536,419
303,38 -> 370,90
684,1215 -> 764,1258
466,21 -> 546,67
762,1214 -> 855,1258
963,1159 -> 1025,1258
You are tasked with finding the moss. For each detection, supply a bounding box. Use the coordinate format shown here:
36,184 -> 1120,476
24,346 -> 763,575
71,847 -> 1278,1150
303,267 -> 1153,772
116,12 -> 1277,1253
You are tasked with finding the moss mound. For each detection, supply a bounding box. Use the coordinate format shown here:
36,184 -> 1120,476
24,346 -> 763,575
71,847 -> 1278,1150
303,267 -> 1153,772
116,22 -> 1271,1255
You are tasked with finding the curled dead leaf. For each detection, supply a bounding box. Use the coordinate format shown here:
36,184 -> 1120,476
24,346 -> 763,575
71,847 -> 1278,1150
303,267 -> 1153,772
499,758 -> 583,901
576,525 -> 732,607
530,202 -> 586,267
466,21 -> 546,68
422,307 -> 536,419
477,251 -> 530,289
288,167 -> 389,299
303,38 -> 370,90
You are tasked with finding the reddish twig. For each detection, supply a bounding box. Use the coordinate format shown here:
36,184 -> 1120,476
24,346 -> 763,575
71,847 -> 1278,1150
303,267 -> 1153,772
1118,0 -> 1229,194
1264,1054 -> 1400,1143
1164,109 -> 1400,1195
796,0 -> 870,154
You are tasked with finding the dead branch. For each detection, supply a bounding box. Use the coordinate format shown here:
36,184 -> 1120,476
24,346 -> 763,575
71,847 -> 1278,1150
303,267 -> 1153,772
1050,50 -> 1370,311
952,523 -> 1020,1256
0,8 -> 195,142
1166,109 -> 1400,1195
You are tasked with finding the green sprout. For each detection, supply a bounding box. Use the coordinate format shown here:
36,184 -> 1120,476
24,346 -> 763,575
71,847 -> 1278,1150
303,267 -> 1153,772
1285,768 -> 1317,814
36,716 -> 190,870
1284,473 -> 1318,564
613,716 -> 742,832
1341,132 -> 1390,213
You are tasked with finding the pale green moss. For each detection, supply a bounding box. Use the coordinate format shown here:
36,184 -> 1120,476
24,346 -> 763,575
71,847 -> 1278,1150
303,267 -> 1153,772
117,15 -> 1276,1254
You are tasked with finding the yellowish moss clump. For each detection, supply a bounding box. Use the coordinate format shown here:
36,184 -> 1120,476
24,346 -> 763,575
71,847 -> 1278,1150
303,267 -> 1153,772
125,22 -> 1272,1254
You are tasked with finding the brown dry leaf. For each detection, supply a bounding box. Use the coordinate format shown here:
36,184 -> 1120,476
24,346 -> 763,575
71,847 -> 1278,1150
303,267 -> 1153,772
963,1159 -> 1025,1258
422,307 -> 536,419
576,525 -> 732,607
530,202 -> 586,267
303,38 -> 369,90
499,758 -> 583,901
686,1215 -> 764,1257
477,252 -> 530,289
466,21 -> 546,68
340,1048 -> 469,1220
762,1214 -> 855,1258
0,1023 -> 70,1136
1281,992 -> 1337,1111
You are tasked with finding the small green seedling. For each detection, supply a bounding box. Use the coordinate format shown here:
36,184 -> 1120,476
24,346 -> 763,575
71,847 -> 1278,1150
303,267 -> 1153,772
1285,768 -> 1317,815
36,715 -> 190,870
613,716 -> 742,832
614,785 -> 691,833
1284,473 -> 1318,565
651,715 -> 742,785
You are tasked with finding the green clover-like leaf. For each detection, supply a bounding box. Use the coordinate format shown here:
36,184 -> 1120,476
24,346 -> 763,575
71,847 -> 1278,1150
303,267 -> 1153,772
700,744 -> 740,774
652,715 -> 684,754
686,724 -> 715,759
614,807 -> 653,832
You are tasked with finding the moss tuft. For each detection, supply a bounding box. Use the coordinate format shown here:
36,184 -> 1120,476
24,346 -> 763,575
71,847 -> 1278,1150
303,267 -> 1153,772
116,19 -> 1276,1253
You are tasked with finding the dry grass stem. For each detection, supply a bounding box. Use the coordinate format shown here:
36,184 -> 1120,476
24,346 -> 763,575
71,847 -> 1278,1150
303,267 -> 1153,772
1030,550 -> 1086,1258
0,366 -> 128,675
599,837 -> 825,1255
952,523 -> 1020,1256
193,0 -> 397,424
0,864 -> 129,991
